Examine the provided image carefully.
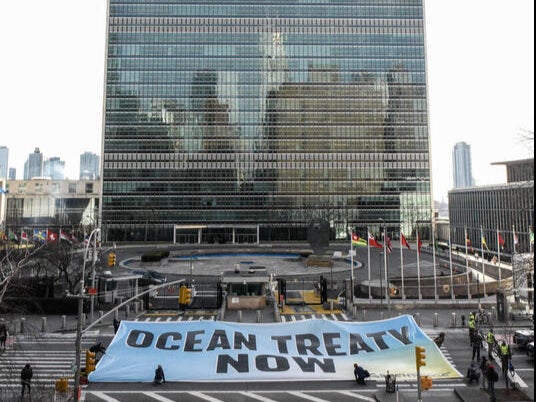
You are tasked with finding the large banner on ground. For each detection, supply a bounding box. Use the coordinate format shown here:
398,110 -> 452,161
88,315 -> 461,382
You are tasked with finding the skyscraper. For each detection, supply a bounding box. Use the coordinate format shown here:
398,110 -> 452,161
80,152 -> 100,180
44,157 -> 66,180
101,0 -> 432,242
452,142 -> 475,189
0,146 -> 8,180
24,148 -> 44,180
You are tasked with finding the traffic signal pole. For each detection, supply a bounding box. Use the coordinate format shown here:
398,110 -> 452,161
415,346 -> 426,402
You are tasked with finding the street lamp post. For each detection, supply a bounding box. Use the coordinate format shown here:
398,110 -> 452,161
73,228 -> 100,402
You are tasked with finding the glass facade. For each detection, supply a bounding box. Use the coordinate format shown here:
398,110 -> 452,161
101,0 -> 432,242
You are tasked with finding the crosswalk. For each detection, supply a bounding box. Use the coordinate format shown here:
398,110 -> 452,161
0,332 -> 97,389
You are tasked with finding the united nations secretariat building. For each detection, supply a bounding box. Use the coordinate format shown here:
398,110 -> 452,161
100,0 -> 432,243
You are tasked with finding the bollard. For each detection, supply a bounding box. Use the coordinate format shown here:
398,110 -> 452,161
61,315 -> 67,331
41,317 -> 47,332
257,310 -> 262,323
353,306 -> 357,318
134,302 -> 139,314
125,305 -> 130,318
330,300 -> 334,312
20,318 -> 25,334
380,311 -> 384,320
114,309 -> 119,321
81,314 -> 86,328
452,312 -> 457,328
434,313 -> 439,327
99,311 -> 104,320
491,306 -> 497,321
414,313 -> 421,326
238,310 -> 243,323
362,309 -> 367,321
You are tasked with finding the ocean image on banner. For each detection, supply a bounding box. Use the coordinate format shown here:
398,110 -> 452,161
88,315 -> 461,382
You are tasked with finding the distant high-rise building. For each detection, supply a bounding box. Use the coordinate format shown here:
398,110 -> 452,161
0,146 -> 8,179
8,168 -> 16,180
44,157 -> 65,180
453,142 -> 475,189
80,152 -> 100,180
24,148 -> 44,180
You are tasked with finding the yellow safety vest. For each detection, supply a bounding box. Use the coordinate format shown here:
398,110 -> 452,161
500,345 -> 509,356
468,319 -> 476,329
487,332 -> 494,343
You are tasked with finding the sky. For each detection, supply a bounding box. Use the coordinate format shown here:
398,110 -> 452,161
0,0 -> 533,202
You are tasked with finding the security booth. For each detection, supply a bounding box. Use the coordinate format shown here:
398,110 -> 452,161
221,267 -> 270,310
97,273 -> 143,305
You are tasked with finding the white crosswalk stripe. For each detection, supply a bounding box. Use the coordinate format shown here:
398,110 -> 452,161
0,334 -> 97,388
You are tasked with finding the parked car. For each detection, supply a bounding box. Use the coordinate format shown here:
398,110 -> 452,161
527,341 -> 534,358
132,269 -> 167,285
513,329 -> 534,349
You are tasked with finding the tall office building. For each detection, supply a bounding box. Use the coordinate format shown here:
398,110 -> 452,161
43,157 -> 66,180
452,142 -> 474,189
101,0 -> 432,242
0,146 -> 8,179
80,152 -> 100,180
8,168 -> 16,181
23,148 -> 44,180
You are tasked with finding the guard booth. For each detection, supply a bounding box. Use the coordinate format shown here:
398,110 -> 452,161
221,266 -> 270,310
97,273 -> 143,305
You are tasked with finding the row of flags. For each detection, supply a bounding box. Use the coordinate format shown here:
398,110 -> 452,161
0,229 -> 79,244
351,231 -> 423,254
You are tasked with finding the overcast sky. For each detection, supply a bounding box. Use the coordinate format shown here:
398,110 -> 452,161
0,0 -> 533,202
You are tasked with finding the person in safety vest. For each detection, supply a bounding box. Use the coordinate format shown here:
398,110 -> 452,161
486,328 -> 496,359
499,341 -> 511,382
468,313 -> 476,343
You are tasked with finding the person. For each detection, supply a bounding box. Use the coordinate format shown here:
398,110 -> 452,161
472,330 -> 483,362
433,332 -> 445,348
353,363 -> 370,385
466,362 -> 480,384
0,319 -> 7,351
89,342 -> 107,359
486,328 -> 496,359
499,340 -> 511,386
479,356 -> 488,390
486,362 -> 499,402
21,363 -> 33,399
468,313 -> 476,344
113,318 -> 120,334
153,364 -> 165,385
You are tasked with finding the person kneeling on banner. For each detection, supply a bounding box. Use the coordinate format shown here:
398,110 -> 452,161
354,363 -> 370,385
466,362 -> 480,384
153,364 -> 165,385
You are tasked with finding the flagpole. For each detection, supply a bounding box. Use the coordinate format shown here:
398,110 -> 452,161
417,230 -> 422,300
497,229 -> 502,286
383,226 -> 389,313
465,226 -> 471,299
481,226 -> 487,297
432,222 -> 438,301
367,228 -> 372,303
400,232 -> 405,300
350,233 -> 354,306
448,228 -> 455,300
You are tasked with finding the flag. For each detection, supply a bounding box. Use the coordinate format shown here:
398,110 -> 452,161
514,232 -> 519,246
531,231 -> 534,246
84,234 -> 90,245
466,234 -> 474,253
498,232 -> 506,248
481,236 -> 489,251
0,188 -> 8,194
33,230 -> 46,242
47,230 -> 58,243
21,231 -> 29,242
70,232 -> 78,243
60,230 -> 73,243
8,230 -> 18,242
368,232 -> 383,249
401,233 -> 411,250
417,233 -> 423,255
351,232 -> 367,247
386,235 -> 393,254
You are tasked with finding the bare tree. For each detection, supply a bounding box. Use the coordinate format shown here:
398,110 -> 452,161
517,128 -> 534,156
0,243 -> 45,305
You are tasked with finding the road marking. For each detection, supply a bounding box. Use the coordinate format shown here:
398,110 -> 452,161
189,391 -> 225,402
289,391 -> 330,402
239,391 -> 279,402
281,316 -> 287,322
337,391 -> 376,401
341,313 -> 349,321
87,391 -> 122,402
141,391 -> 176,401
331,314 -> 339,321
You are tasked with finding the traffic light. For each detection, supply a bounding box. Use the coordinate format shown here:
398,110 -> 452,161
179,286 -> 193,305
420,375 -> 433,390
415,346 -> 426,369
108,253 -> 116,267
85,350 -> 96,373
389,287 -> 399,297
